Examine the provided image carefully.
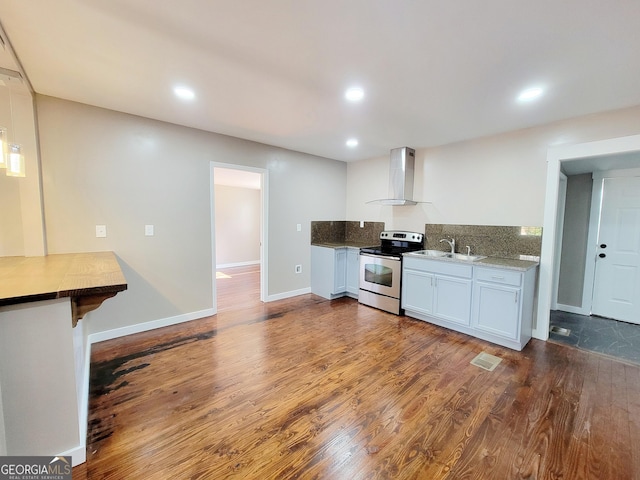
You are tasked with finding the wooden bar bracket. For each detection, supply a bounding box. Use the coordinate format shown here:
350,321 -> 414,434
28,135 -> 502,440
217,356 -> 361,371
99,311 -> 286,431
71,292 -> 118,328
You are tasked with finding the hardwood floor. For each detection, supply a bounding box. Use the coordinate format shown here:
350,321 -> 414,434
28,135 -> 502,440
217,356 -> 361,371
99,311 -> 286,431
73,265 -> 640,479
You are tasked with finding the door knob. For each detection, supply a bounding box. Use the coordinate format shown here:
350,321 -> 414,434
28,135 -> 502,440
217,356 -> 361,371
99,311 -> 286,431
599,253 -> 606,258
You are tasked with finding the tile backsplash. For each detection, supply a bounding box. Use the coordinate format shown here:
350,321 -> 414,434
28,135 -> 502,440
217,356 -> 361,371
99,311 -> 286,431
311,221 -> 384,246
310,221 -> 541,259
425,224 -> 542,259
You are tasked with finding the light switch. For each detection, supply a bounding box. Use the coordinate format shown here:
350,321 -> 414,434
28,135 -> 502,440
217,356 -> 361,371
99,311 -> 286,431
360,221 -> 365,228
96,225 -> 107,238
296,224 -> 302,232
145,225 -> 154,236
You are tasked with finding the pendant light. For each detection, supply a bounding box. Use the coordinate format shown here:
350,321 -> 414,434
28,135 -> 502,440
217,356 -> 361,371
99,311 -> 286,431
6,143 -> 25,177
0,126 -> 7,169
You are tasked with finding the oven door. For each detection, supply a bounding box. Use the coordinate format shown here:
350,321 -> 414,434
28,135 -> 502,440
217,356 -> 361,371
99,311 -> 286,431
359,253 -> 401,299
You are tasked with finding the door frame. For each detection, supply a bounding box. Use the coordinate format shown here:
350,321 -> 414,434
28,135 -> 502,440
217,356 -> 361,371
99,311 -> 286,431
210,162 -> 269,312
550,172 -> 567,310
536,134 -> 640,341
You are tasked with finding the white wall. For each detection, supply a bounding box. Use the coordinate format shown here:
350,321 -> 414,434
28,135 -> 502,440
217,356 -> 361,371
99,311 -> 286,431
215,185 -> 261,267
36,95 -> 346,335
557,173 -> 592,307
347,105 -> 640,230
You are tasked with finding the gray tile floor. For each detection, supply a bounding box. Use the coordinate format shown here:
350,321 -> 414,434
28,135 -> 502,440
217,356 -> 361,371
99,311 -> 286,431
549,310 -> 640,364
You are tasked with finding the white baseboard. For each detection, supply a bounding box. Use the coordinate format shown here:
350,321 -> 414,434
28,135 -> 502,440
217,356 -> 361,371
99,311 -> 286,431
555,304 -> 590,316
59,443 -> 86,467
266,287 -> 311,302
216,260 -> 260,268
89,308 -> 216,344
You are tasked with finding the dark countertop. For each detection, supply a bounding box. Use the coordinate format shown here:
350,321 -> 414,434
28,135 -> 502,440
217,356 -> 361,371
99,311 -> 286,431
475,256 -> 539,271
404,251 -> 538,272
311,242 -> 378,249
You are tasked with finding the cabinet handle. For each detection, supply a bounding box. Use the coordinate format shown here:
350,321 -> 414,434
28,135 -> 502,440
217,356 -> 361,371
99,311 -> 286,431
515,291 -> 518,303
492,275 -> 505,280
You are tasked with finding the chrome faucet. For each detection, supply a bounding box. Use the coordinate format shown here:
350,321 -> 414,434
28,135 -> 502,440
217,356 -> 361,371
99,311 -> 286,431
439,237 -> 455,254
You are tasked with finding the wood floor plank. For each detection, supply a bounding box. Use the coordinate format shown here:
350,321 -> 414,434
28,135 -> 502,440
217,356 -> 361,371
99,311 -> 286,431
74,265 -> 640,479
625,363 -> 640,480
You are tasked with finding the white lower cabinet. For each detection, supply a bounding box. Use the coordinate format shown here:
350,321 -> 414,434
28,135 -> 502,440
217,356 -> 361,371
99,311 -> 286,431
433,275 -> 472,326
471,266 -> 537,349
402,257 -> 472,325
311,245 -> 360,300
472,268 -> 522,340
402,256 -> 537,351
402,269 -> 434,315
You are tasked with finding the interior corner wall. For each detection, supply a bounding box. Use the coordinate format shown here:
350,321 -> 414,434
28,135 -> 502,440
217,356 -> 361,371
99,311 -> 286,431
35,95 -> 346,335
214,185 -> 261,267
0,175 -> 24,256
346,105 -> 640,231
557,173 -> 593,307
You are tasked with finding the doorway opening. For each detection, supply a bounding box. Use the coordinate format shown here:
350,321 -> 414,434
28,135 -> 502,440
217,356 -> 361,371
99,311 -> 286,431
210,163 -> 268,313
537,134 -> 640,352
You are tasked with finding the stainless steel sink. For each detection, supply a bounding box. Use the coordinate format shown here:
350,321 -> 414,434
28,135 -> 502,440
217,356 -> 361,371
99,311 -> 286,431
413,249 -> 448,257
445,253 -> 486,261
408,250 -> 486,261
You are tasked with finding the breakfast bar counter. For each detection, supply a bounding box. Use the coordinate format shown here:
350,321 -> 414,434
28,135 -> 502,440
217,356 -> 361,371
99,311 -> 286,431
0,251 -> 127,464
0,251 -> 127,326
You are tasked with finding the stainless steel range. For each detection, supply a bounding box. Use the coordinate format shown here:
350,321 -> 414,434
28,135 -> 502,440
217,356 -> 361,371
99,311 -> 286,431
359,230 -> 424,315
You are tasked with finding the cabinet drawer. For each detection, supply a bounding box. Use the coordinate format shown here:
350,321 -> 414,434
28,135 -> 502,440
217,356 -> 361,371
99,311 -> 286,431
475,267 -> 522,287
403,257 -> 472,278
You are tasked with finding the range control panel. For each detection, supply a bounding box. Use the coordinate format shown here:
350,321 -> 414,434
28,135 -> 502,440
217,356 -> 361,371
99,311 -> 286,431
380,231 -> 424,244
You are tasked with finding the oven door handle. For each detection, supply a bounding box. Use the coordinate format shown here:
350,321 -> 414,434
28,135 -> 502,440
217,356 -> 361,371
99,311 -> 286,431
360,252 -> 401,262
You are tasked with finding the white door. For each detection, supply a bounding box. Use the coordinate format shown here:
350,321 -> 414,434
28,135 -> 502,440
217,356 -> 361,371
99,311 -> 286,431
592,176 -> 640,324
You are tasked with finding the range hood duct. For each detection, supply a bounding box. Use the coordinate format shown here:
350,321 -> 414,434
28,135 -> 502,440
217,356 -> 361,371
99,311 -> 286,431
368,147 -> 417,206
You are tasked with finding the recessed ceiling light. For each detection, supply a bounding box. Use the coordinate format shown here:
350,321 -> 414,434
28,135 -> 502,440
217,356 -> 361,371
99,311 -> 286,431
346,138 -> 359,148
174,86 -> 195,101
517,86 -> 544,102
345,87 -> 364,102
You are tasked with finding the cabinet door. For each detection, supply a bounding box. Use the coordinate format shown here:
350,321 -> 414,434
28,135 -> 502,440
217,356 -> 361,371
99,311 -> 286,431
402,269 -> 434,315
433,275 -> 472,325
311,246 -> 334,299
473,282 -> 520,339
346,248 -> 360,294
334,248 -> 347,294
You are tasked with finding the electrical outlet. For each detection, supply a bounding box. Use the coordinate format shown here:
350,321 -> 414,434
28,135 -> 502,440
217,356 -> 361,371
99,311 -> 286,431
360,221 -> 365,228
295,264 -> 302,274
145,224 -> 154,236
296,224 -> 302,232
96,225 -> 107,238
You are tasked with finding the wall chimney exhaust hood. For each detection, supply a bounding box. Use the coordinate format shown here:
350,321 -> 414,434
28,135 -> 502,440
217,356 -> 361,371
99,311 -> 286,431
367,147 -> 419,206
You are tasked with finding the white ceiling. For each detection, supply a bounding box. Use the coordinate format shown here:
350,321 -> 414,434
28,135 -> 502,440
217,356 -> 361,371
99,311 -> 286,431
0,0 -> 639,162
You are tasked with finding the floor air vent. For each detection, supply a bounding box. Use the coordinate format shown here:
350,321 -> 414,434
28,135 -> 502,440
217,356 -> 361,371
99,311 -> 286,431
549,325 -> 571,336
470,352 -> 502,371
